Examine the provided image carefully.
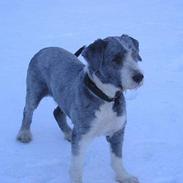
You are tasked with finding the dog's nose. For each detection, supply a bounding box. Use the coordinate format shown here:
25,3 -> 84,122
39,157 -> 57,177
133,73 -> 144,83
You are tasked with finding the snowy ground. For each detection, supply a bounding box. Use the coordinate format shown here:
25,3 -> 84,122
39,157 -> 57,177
0,0 -> 183,182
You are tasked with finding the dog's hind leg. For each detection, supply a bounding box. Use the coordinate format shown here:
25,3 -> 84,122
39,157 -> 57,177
53,106 -> 72,141
17,72 -> 48,143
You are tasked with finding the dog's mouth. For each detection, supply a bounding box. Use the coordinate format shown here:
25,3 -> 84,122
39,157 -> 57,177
139,80 -> 144,87
134,80 -> 144,89
123,80 -> 144,91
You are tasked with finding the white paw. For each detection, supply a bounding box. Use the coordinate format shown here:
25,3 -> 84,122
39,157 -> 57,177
16,129 -> 32,143
116,175 -> 139,183
70,167 -> 82,183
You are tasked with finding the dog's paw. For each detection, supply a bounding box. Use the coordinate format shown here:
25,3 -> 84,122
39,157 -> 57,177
116,175 -> 139,183
16,129 -> 32,143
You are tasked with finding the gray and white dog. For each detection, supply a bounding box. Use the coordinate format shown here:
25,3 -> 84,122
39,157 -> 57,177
17,34 -> 144,183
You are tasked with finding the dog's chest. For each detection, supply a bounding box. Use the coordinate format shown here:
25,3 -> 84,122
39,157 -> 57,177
90,102 -> 126,137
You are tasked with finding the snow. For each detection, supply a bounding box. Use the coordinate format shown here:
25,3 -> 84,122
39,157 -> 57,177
0,0 -> 183,182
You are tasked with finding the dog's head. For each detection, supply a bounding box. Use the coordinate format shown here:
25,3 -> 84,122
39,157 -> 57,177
82,34 -> 143,92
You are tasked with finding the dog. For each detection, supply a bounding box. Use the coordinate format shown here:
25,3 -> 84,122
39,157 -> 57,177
17,34 -> 144,183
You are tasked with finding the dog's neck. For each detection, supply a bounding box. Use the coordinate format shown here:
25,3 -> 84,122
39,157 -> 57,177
84,68 -> 122,100
91,73 -> 119,98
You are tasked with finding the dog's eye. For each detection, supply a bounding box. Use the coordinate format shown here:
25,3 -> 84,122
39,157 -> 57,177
112,54 -> 123,65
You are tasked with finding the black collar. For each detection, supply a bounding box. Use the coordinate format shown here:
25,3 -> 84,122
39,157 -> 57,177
84,73 -> 122,102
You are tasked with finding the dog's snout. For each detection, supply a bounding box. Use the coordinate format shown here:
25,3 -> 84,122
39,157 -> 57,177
132,73 -> 144,83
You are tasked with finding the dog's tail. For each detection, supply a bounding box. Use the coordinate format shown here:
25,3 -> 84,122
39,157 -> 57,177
74,45 -> 86,57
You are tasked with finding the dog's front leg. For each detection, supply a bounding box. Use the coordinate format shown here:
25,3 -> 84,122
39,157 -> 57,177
70,129 -> 91,183
106,128 -> 139,183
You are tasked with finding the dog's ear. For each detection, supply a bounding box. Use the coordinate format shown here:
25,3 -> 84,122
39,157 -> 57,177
82,39 -> 108,71
121,34 -> 139,50
121,34 -> 142,61
129,37 -> 142,61
130,37 -> 139,50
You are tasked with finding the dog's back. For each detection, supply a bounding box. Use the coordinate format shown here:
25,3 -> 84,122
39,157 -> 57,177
29,47 -> 84,85
28,47 -> 84,95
